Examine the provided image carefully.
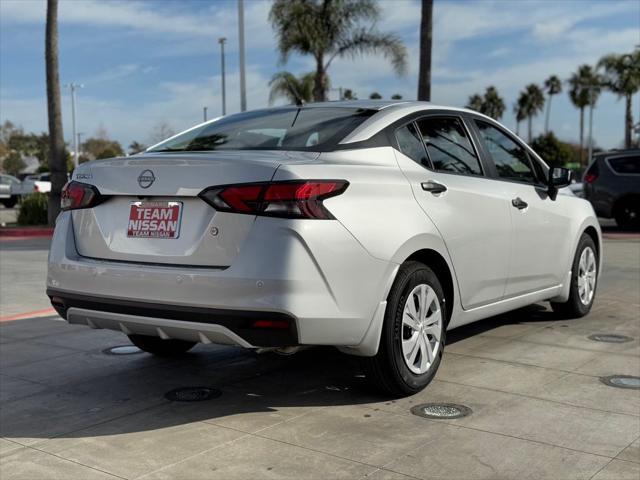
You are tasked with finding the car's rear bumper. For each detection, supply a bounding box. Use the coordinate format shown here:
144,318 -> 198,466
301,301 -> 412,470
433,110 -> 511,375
48,289 -> 298,347
47,211 -> 396,351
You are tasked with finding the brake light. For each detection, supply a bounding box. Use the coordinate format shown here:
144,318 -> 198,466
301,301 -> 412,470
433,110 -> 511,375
60,181 -> 102,211
199,180 -> 348,219
584,173 -> 598,183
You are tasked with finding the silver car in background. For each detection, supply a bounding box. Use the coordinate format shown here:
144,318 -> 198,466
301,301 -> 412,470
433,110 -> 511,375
47,101 -> 601,395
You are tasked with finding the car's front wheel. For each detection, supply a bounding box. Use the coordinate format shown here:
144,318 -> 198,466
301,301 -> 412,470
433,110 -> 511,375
128,334 -> 196,357
551,233 -> 598,318
362,261 -> 446,396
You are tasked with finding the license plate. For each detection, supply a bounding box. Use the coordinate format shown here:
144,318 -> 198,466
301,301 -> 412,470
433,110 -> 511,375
127,201 -> 182,239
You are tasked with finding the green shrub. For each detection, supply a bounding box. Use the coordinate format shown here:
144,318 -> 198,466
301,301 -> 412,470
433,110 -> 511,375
18,193 -> 48,225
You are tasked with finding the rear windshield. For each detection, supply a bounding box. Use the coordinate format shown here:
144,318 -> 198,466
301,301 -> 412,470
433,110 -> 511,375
608,156 -> 640,174
148,107 -> 375,153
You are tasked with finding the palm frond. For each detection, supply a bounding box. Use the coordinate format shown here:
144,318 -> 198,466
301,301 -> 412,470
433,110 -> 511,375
330,27 -> 408,75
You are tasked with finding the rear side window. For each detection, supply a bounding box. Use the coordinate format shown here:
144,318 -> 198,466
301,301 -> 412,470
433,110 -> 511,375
475,120 -> 537,184
416,117 -> 483,176
395,123 -> 429,166
148,107 -> 375,153
608,156 -> 640,174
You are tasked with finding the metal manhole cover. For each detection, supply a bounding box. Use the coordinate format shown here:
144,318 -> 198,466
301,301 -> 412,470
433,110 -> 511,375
588,334 -> 633,343
165,387 -> 222,402
600,376 -> 640,390
102,345 -> 143,355
410,403 -> 472,419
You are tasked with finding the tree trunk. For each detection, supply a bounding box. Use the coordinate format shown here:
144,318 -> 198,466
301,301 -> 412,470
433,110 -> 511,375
544,94 -> 552,134
417,0 -> 433,101
516,120 -> 520,137
527,116 -> 532,143
45,0 -> 66,225
313,54 -> 326,102
624,94 -> 633,149
579,107 -> 584,166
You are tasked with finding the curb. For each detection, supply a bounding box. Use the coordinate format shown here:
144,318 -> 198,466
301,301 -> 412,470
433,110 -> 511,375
0,227 -> 54,238
0,307 -> 57,322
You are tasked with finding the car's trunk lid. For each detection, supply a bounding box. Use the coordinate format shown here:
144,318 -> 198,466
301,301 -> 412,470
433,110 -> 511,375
71,151 -> 318,267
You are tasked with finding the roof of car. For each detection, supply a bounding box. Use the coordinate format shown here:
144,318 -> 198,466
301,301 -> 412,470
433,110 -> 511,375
302,100 -> 473,112
594,149 -> 640,158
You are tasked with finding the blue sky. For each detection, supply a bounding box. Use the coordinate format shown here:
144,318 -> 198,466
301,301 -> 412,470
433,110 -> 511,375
1,0 -> 639,150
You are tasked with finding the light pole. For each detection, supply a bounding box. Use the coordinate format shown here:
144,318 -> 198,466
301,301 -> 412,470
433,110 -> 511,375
203,106 -> 208,122
77,132 -> 83,161
65,83 -> 83,167
218,37 -> 227,116
238,0 -> 247,112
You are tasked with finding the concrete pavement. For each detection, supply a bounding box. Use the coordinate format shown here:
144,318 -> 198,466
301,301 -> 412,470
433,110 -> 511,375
0,236 -> 638,479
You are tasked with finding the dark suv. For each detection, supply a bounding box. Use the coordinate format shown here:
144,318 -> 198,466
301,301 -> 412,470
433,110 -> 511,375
583,149 -> 639,229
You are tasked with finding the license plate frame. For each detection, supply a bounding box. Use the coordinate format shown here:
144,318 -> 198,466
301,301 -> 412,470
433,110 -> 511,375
127,201 -> 183,239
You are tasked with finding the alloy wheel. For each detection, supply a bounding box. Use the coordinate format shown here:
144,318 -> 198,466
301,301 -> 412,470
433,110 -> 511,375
401,284 -> 443,375
577,246 -> 597,306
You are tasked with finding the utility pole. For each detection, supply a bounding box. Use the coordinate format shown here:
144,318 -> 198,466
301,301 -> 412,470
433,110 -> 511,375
77,132 -> 83,161
218,37 -> 227,116
203,106 -> 208,122
238,0 -> 247,111
65,82 -> 83,168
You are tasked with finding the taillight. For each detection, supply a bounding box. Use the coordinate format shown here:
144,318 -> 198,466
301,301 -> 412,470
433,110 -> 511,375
60,181 -> 103,211
199,180 -> 348,219
584,173 -> 598,183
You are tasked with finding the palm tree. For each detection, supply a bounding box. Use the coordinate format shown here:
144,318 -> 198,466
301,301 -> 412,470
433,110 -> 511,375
369,92 -> 382,99
598,51 -> 640,149
514,94 -> 527,137
418,0 -> 433,101
466,94 -> 483,112
466,87 -> 505,120
543,75 -> 562,133
268,71 -> 316,105
269,0 -> 407,102
482,86 -> 506,120
45,0 -> 66,225
568,65 -> 601,164
520,84 -> 545,142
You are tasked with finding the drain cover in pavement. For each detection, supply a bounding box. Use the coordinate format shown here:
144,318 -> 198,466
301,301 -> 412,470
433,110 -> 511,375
600,376 -> 640,389
588,334 -> 633,343
102,345 -> 142,355
165,387 -> 222,402
410,403 -> 472,419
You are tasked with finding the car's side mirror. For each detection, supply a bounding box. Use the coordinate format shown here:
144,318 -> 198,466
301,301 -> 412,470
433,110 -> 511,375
548,167 -> 572,190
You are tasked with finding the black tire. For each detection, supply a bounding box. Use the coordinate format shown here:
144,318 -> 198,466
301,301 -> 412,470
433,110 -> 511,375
550,233 -> 598,318
1,197 -> 17,208
362,261 -> 447,397
614,200 -> 640,230
127,334 -> 195,357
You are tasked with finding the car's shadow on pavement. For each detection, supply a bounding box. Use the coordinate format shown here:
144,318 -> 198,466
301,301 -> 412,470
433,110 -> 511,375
1,303 -> 559,440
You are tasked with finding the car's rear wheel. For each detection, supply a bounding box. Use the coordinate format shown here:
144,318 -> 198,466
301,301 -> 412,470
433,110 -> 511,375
127,334 -> 196,357
1,197 -> 17,208
551,233 -> 598,318
614,199 -> 640,230
362,261 -> 446,396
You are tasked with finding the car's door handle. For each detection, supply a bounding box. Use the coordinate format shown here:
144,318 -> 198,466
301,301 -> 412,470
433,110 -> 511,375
421,181 -> 447,195
511,197 -> 528,210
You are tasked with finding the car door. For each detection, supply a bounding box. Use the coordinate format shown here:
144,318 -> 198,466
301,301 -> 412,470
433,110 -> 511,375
471,118 -> 573,297
393,114 -> 512,310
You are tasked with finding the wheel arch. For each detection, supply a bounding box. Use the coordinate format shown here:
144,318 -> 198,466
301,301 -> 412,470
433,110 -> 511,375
404,249 -> 455,325
583,225 -> 600,260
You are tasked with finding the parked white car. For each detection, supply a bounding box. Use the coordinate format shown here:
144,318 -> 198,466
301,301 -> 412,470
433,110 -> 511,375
47,101 -> 601,395
0,174 -> 21,207
22,173 -> 52,194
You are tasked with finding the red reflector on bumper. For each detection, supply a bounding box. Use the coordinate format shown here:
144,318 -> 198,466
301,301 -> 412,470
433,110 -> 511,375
251,320 -> 290,329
